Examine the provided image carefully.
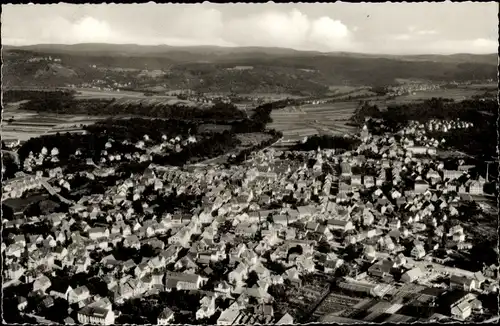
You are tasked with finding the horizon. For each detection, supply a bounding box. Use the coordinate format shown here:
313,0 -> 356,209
4,42 -> 498,57
2,2 -> 498,55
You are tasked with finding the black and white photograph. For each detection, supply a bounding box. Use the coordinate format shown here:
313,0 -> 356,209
1,1 -> 499,325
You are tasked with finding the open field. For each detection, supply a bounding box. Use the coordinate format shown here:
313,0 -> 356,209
1,109 -> 107,142
269,101 -> 359,143
72,88 -> 153,98
71,87 -> 181,100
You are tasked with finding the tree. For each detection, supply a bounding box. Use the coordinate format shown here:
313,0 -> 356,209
246,271 -> 259,288
316,240 -> 332,254
288,245 -> 303,256
334,264 -> 351,278
343,243 -> 363,262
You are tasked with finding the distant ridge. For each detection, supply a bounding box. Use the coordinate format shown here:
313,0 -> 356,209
3,43 -> 497,64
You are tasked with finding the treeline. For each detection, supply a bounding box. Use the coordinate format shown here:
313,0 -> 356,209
352,98 -> 497,126
231,102 -> 275,133
291,135 -> 361,151
18,92 -> 246,122
3,89 -> 76,103
86,118 -> 199,142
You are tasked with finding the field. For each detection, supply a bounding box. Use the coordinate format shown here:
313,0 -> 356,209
1,108 -> 106,142
268,101 -> 359,143
72,87 -> 180,100
310,292 -> 365,321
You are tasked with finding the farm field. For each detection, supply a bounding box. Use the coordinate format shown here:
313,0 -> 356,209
1,109 -> 107,142
310,292 -> 365,321
269,101 -> 359,143
71,88 -> 158,99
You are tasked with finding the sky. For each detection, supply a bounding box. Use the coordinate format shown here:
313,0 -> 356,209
2,2 -> 498,55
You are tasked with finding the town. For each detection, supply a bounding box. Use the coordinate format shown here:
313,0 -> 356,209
2,112 -> 498,324
2,2 -> 499,325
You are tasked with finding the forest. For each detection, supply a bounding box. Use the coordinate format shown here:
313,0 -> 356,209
291,135 -> 361,152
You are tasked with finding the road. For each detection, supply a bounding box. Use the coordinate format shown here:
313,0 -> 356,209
41,178 -> 75,205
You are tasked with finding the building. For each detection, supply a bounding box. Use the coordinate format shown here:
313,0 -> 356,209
77,306 -> 115,325
443,170 -> 463,181
401,267 -> 423,283
164,272 -> 207,291
468,181 -> 484,195
157,307 -> 175,325
411,244 -> 426,259
450,275 -> 475,292
328,219 -> 354,232
414,180 -> 429,193
450,301 -> 472,320
351,175 -> 362,186
340,162 -> 352,178
276,313 -> 294,325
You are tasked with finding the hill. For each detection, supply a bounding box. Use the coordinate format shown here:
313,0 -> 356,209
2,44 -> 497,94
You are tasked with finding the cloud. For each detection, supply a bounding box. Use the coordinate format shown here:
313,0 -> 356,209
223,8 -> 354,51
393,34 -> 411,41
423,38 -> 498,54
70,17 -> 117,43
416,30 -> 438,35
472,38 -> 498,49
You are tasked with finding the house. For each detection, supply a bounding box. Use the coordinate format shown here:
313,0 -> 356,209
17,297 -> 28,311
68,286 -> 91,305
297,205 -> 315,219
75,256 -> 92,273
468,181 -> 484,195
414,180 -> 429,193
217,306 -> 242,326
88,227 -> 109,240
164,272 -> 207,291
228,263 -> 249,285
450,275 -> 475,292
473,272 -> 486,289
175,254 -> 199,271
324,258 -> 344,273
49,281 -> 73,300
276,313 -> 294,325
450,300 -> 472,320
443,170 -> 463,181
215,280 -> 232,295
411,244 -> 426,259
6,263 -> 25,281
196,295 -> 216,320
351,175 -> 362,186
401,267 -> 423,283
328,219 -> 354,232
368,261 -> 394,279
33,275 -> 52,293
364,176 -> 375,188
157,307 -> 175,325
340,162 -> 352,177
77,306 -> 115,325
